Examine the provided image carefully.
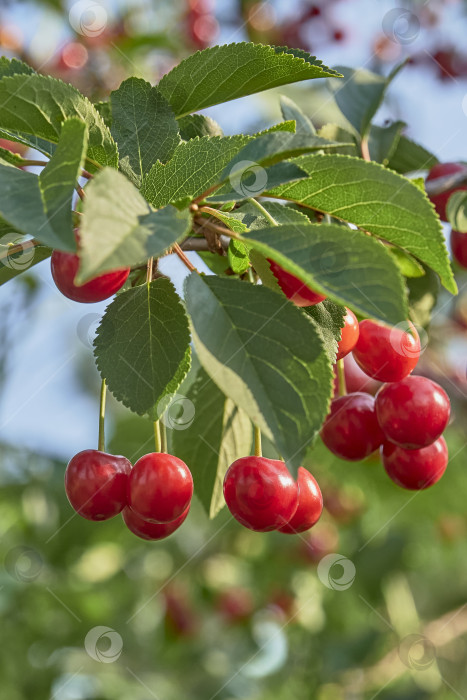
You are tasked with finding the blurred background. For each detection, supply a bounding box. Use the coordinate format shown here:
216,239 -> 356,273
1,1 -> 467,698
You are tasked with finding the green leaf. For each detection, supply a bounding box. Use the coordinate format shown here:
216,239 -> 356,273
266,154 -> 456,294
0,56 -> 34,79
209,161 -> 309,203
0,148 -> 28,166
197,250 -> 230,275
0,128 -> 55,159
178,114 -> 223,140
185,273 -> 333,471
94,279 -> 191,419
110,78 -> 180,185
39,118 -> 88,251
171,365 -> 252,518
244,223 -> 408,324
304,300 -> 346,364
0,73 -> 118,171
386,135 -> 438,173
328,63 -> 405,137
158,42 -> 341,118
212,200 -> 310,232
317,123 -> 357,156
407,265 -> 440,328
447,191 -> 467,232
280,95 -> 316,134
78,168 -> 191,282
228,238 -> 250,274
0,243 -> 51,286
259,120 -> 296,134
368,121 -> 405,165
388,246 -> 425,278
94,101 -> 112,128
141,135 -> 250,208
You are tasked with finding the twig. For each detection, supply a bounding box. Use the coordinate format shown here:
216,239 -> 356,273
173,242 -> 198,273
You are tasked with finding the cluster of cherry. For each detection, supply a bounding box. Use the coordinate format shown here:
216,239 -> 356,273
269,263 -> 451,492
65,450 -> 194,540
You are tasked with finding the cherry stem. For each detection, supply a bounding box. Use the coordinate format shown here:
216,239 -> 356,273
0,238 -> 38,262
98,378 -> 107,452
246,198 -> 279,226
153,420 -> 162,453
160,420 -> 167,453
76,184 -> 86,202
173,242 -> 198,273
361,137 -> 371,162
337,359 -> 347,397
254,426 -> 262,457
147,257 -> 154,284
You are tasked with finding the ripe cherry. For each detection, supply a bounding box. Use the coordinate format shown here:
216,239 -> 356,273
335,354 -> 381,396
128,452 -> 193,524
51,247 -> 130,303
122,504 -> 189,540
352,319 -> 420,382
278,467 -> 323,534
268,259 -> 326,307
450,229 -> 467,268
223,456 -> 299,532
426,162 -> 467,221
65,449 -> 131,521
336,308 -> 359,361
320,392 -> 384,461
382,436 -> 448,490
376,375 -> 450,449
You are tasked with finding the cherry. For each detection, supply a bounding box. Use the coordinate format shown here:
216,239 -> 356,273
278,467 -> 323,534
336,307 -> 359,361
320,392 -> 384,461
352,319 -> 420,382
217,588 -> 254,622
0,138 -> 27,156
65,449 -> 131,521
382,436 -> 448,490
336,354 -> 381,396
51,247 -> 130,303
128,452 -> 193,524
223,456 -> 299,532
268,259 -> 326,307
426,162 -> 467,221
376,375 -> 450,449
450,229 -> 467,268
122,504 -> 189,540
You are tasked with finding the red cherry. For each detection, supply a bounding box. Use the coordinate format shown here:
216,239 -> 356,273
450,229 -> 467,268
217,588 -> 254,622
336,307 -> 359,361
65,449 -> 131,521
223,456 -> 299,532
352,319 -> 420,382
51,248 -> 130,303
376,376 -> 450,449
0,138 -> 27,156
268,259 -> 326,307
278,467 -> 323,534
122,504 -> 189,540
426,162 -> 467,221
333,29 -> 345,41
128,452 -> 193,524
382,437 -> 448,490
320,392 -> 384,461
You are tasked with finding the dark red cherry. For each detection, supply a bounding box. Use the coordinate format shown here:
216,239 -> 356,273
336,307 -> 359,361
65,449 -> 131,520
278,467 -> 323,534
223,456 -> 299,532
376,376 -> 450,449
51,243 -> 130,303
382,437 -> 448,490
320,392 -> 384,461
352,319 -> 420,382
451,229 -> 467,268
426,162 -> 467,221
268,259 -> 326,307
122,504 -> 189,540
128,452 -> 193,524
